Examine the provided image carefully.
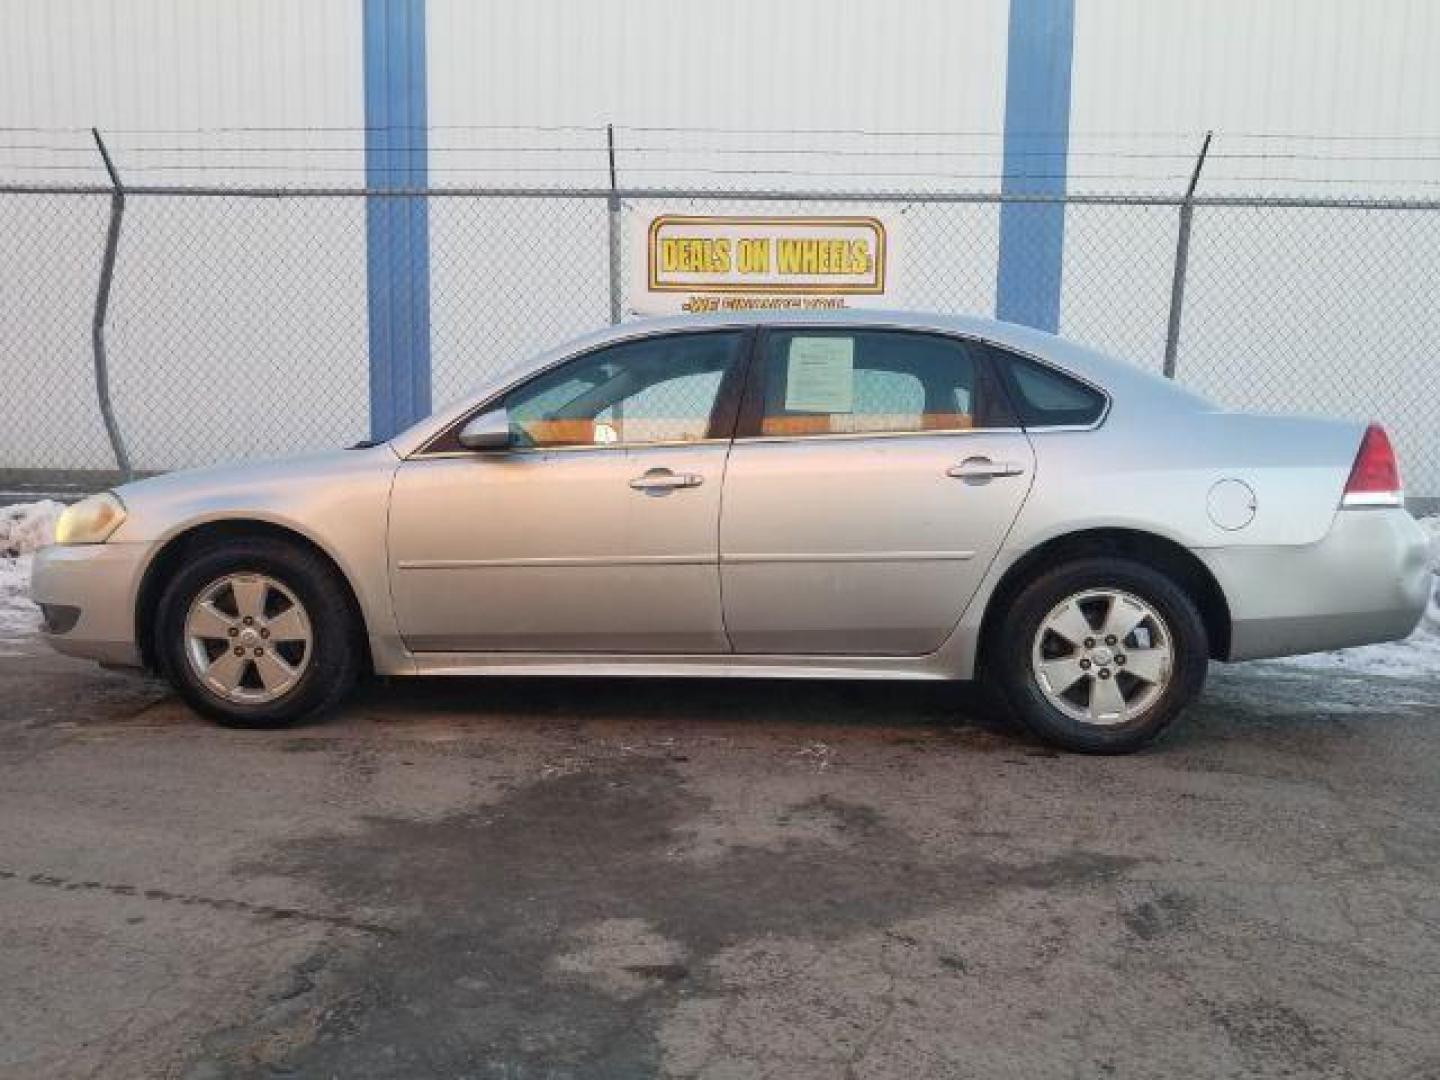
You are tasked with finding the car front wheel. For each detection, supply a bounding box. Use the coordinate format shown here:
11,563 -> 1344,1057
991,557 -> 1209,754
155,537 -> 361,726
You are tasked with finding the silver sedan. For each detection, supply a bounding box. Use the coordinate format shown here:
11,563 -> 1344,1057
31,311 -> 1431,753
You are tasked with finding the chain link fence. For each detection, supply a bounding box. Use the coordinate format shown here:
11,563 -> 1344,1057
1,183 -> 1437,502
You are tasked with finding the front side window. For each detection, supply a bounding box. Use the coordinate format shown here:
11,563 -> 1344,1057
749,329 -> 1014,437
504,331 -> 746,448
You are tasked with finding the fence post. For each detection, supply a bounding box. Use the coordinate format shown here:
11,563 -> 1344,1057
606,124 -> 622,325
90,128 -> 133,481
1162,130 -> 1212,380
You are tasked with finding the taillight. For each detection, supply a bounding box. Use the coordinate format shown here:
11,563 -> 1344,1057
1342,423 -> 1403,507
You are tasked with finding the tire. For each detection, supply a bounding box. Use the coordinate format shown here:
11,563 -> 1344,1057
154,536 -> 361,727
989,557 -> 1209,754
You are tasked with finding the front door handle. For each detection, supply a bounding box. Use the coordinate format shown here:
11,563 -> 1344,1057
946,458 -> 1026,480
629,468 -> 704,493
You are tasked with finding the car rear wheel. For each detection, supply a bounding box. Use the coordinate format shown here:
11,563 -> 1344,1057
155,537 -> 360,727
990,557 -> 1209,754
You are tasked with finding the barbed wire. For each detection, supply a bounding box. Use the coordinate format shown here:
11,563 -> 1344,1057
2,125 -> 1438,194
3,122 -> 1440,140
7,141 -> 1440,167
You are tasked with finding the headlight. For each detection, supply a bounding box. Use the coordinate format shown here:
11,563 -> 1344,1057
53,492 -> 127,545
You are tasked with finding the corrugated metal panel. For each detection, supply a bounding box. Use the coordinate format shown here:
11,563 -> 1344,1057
0,0 -> 370,471
7,1 -> 1435,192
0,0 -> 364,186
423,0 -> 1016,404
427,0 -> 1009,133
1069,0 -> 1440,195
423,0 -> 1012,190
1061,0 -> 1440,501
3,0 -> 1439,477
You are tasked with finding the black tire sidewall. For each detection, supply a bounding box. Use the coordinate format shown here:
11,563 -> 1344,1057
155,538 -> 359,727
994,557 -> 1209,754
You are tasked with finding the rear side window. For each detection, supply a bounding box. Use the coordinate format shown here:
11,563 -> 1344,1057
747,329 -> 1016,437
999,355 -> 1107,428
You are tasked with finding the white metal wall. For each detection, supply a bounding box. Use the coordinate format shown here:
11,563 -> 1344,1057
0,0 -> 363,182
427,0 -> 1009,133
5,0 -> 1432,185
1060,0 -> 1440,500
1071,0 -> 1440,195
1,1 -> 1437,486
0,0 -> 367,469
424,0 -> 1012,404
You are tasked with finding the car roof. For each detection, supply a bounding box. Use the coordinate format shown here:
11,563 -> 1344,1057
391,309 -> 1213,457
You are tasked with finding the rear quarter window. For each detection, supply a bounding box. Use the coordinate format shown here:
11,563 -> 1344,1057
1000,355 -> 1108,428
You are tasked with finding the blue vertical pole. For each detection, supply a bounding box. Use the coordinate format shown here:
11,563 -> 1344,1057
995,0 -> 1075,333
364,0 -> 430,439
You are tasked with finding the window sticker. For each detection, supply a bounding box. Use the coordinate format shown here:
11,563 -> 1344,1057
784,336 -> 855,413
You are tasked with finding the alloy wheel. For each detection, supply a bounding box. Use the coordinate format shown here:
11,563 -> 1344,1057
183,573 -> 313,704
1030,588 -> 1174,726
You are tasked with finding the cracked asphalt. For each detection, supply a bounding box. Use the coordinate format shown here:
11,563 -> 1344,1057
1,636 -> 1438,1079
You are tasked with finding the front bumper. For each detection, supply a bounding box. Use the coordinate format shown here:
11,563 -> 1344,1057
30,541 -> 148,667
1198,508 -> 1431,662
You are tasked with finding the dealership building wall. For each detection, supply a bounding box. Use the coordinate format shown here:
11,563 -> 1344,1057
1,0 -> 1437,496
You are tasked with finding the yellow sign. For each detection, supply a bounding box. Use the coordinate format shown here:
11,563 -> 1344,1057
630,214 -> 896,316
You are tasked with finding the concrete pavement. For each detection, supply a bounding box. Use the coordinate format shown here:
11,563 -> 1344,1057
1,640 -> 1438,1078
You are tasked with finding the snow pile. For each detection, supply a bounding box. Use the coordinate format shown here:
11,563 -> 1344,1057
1423,515 -> 1440,631
0,500 -> 65,644
1278,515 -> 1440,679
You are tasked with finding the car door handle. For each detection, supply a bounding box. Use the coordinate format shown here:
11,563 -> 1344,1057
946,458 -> 1026,480
629,469 -> 704,492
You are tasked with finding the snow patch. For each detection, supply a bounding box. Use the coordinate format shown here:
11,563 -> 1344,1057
1277,515 -> 1440,679
0,500 -> 65,647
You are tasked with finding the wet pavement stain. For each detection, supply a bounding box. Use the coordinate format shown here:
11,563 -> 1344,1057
1121,889 -> 1198,942
1205,998 -> 1347,1077
192,758 -> 1138,1079
0,866 -> 392,935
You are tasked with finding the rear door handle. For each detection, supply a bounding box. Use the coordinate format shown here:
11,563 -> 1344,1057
946,458 -> 1026,480
629,468 -> 704,492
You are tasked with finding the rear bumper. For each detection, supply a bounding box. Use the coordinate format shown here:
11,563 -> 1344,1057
29,541 -> 147,667
1198,508 -> 1431,661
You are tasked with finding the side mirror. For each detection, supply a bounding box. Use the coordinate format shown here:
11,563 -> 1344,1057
458,407 -> 513,452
